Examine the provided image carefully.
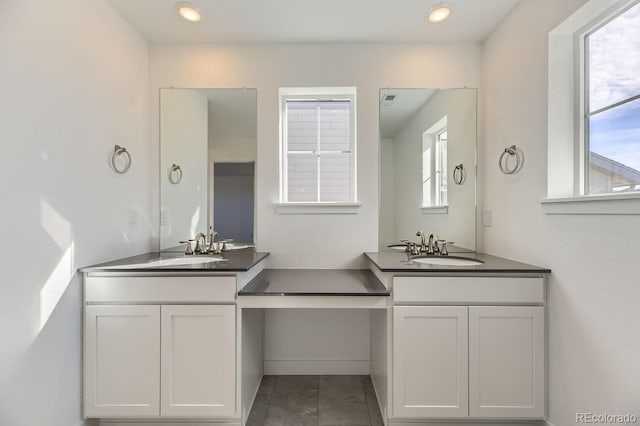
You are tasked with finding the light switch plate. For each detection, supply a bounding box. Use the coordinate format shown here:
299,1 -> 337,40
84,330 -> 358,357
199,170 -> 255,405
482,208 -> 492,227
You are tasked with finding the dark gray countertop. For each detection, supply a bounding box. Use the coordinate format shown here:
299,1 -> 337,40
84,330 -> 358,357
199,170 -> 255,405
365,251 -> 551,273
79,249 -> 270,273
239,269 -> 390,296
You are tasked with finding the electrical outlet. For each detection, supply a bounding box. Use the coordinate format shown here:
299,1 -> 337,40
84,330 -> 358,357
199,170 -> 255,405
482,208 -> 492,227
160,209 -> 168,226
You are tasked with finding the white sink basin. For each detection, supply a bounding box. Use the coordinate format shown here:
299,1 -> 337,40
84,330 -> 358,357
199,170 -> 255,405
411,256 -> 484,267
224,243 -> 253,251
102,256 -> 226,269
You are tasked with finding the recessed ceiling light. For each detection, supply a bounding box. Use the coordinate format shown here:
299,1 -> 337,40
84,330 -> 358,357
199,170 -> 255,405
427,3 -> 453,23
175,2 -> 202,23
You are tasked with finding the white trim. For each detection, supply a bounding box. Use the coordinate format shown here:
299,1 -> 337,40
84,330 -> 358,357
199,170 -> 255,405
273,202 -> 362,214
421,205 -> 449,214
547,0 -> 640,208
541,192 -> 640,214
264,360 -> 370,375
237,294 -> 388,308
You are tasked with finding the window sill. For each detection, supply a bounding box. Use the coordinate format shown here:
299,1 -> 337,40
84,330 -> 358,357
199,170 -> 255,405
541,193 -> 640,215
274,202 -> 362,214
421,205 -> 449,214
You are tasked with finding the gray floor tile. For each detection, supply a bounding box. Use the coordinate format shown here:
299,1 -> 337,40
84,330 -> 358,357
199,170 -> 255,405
247,376 -> 277,426
364,393 -> 384,426
360,376 -> 383,426
319,376 -> 369,426
319,375 -> 364,396
248,375 -> 385,426
264,388 -> 318,426
318,398 -> 370,426
276,375 -> 320,390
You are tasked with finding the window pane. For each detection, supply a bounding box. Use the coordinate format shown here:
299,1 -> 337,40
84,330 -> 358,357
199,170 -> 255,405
589,97 -> 640,194
588,2 -> 640,112
287,101 -> 317,151
288,154 -> 318,202
319,153 -> 351,202
319,101 -> 351,151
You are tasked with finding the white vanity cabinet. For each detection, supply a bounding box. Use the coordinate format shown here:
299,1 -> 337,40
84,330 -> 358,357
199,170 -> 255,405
391,275 -> 545,421
393,306 -> 469,417
83,275 -> 237,419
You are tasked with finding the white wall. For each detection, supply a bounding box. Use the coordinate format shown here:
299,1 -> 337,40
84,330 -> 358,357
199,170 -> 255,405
150,42 -> 481,373
481,1 -> 640,425
0,0 -> 150,424
160,89 -> 208,249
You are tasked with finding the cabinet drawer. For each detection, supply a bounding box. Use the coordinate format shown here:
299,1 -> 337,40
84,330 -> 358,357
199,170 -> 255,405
393,276 -> 543,304
85,276 -> 236,303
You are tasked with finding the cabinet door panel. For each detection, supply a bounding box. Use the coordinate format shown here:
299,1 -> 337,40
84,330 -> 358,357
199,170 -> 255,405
393,306 -> 468,418
469,306 -> 545,418
84,305 -> 160,417
161,305 -> 236,417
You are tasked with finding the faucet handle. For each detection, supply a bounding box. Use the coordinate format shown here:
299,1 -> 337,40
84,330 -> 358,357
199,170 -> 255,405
438,240 -> 454,256
219,239 -> 234,252
179,240 -> 194,255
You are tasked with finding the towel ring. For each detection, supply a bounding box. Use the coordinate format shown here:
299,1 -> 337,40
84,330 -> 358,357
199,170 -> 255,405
111,145 -> 131,174
499,145 -> 523,175
453,164 -> 465,185
168,164 -> 183,184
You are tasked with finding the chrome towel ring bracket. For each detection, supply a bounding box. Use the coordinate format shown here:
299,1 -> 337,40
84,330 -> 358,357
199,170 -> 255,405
111,145 -> 131,174
169,164 -> 183,184
453,163 -> 465,185
499,145 -> 524,175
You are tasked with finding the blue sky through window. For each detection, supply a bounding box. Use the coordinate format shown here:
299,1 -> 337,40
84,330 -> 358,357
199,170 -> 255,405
588,1 -> 640,177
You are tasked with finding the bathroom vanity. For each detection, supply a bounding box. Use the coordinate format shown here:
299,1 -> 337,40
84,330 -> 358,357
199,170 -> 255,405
366,251 -> 549,424
80,249 -> 549,426
80,250 -> 269,422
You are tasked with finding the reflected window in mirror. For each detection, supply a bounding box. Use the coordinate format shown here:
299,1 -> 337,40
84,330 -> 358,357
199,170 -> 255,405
279,87 -> 357,203
422,116 -> 448,207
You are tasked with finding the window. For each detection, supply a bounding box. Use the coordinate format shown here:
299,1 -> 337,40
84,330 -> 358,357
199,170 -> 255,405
584,0 -> 640,195
546,0 -> 640,213
279,87 -> 357,204
422,116 -> 448,208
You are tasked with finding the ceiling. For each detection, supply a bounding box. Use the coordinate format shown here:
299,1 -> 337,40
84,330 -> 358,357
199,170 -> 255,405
380,89 -> 438,139
107,0 -> 522,43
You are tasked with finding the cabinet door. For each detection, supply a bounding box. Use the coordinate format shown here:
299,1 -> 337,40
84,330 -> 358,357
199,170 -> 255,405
393,306 -> 468,418
469,306 -> 545,418
84,305 -> 160,417
161,305 -> 236,417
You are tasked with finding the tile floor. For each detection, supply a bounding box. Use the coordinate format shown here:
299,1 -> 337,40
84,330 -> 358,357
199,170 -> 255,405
246,375 -> 384,426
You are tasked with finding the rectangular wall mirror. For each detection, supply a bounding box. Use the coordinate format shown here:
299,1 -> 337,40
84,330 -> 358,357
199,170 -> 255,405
160,88 -> 257,251
379,88 -> 477,252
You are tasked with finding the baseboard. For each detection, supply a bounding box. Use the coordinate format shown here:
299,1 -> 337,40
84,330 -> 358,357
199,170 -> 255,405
264,360 -> 370,375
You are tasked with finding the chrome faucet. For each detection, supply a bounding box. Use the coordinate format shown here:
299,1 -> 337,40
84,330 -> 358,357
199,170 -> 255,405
206,227 -> 219,254
416,231 -> 428,253
427,233 -> 440,255
194,232 -> 207,254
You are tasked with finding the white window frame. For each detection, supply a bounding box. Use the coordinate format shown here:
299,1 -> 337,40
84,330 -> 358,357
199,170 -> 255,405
276,87 -> 360,214
544,0 -> 640,214
421,116 -> 449,214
